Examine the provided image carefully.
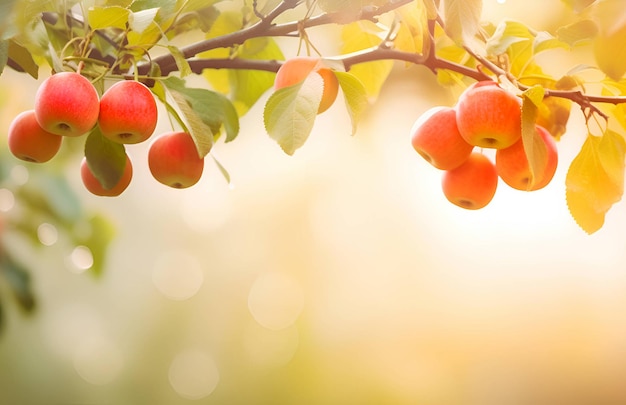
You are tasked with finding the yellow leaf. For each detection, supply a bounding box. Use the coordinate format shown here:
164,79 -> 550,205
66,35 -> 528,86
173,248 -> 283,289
341,21 -> 393,100
566,130 -> 626,233
521,86 -> 546,189
200,11 -> 242,94
394,1 -> 427,54
443,0 -> 483,46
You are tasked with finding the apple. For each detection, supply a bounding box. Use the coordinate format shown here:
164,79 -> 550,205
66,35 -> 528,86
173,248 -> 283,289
8,110 -> 63,163
496,125 -> 558,191
410,106 -> 473,170
98,80 -> 158,144
34,72 -> 100,137
148,131 -> 204,188
80,155 -> 133,197
441,152 -> 498,210
455,81 -> 522,149
274,56 -> 339,114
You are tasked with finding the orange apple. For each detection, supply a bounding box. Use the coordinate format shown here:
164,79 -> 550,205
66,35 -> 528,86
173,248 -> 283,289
441,152 -> 498,210
34,72 -> 100,137
410,106 -> 473,170
8,110 -> 63,163
98,80 -> 158,144
456,81 -> 522,149
274,56 -> 339,114
80,155 -> 133,197
496,125 -> 558,191
148,131 -> 204,188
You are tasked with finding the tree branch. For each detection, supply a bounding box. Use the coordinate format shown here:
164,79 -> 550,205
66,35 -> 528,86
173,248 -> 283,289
140,0 -> 413,76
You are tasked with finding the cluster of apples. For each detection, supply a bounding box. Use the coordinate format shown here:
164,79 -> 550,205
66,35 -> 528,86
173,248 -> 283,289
7,71 -> 205,196
411,81 -> 558,210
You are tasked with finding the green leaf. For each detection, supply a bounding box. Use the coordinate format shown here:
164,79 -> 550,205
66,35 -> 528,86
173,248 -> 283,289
129,7 -> 160,34
162,76 -> 240,155
88,6 -> 130,30
443,0 -> 482,45
521,85 -> 545,189
7,39 -> 39,79
341,21 -> 393,101
84,128 -> 128,190
263,73 -> 324,155
566,129 -> 626,233
486,20 -> 531,56
0,253 -> 36,313
210,155 -> 231,185
76,214 -> 115,278
167,45 -> 192,77
229,37 -> 284,115
335,71 -> 368,135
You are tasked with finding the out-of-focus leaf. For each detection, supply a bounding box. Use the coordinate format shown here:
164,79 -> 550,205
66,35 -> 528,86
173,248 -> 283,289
341,21 -> 393,101
75,214 -> 115,278
566,130 -> 626,234
442,0 -> 482,46
8,39 -> 39,79
263,74 -> 323,155
556,19 -> 598,46
228,37 -> 284,115
561,0 -> 596,13
394,1 -> 427,55
84,128 -> 128,190
0,39 -> 7,74
335,71 -> 368,135
593,25 -> 626,81
0,254 -> 36,313
318,0 -> 388,14
201,11 -> 241,94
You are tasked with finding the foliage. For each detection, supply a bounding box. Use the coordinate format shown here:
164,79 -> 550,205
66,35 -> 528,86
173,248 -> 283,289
2,0 -> 626,327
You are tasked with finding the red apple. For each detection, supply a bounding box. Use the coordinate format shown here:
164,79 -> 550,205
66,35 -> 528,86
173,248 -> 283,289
8,110 -> 63,163
410,106 -> 473,170
80,155 -> 133,197
98,80 -> 158,144
34,72 -> 100,137
496,125 -> 558,191
148,131 -> 204,188
456,81 -> 522,149
274,56 -> 339,114
442,152 -> 498,210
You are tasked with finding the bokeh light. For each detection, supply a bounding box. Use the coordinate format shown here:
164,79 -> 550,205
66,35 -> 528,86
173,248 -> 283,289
168,349 -> 219,400
152,250 -> 204,300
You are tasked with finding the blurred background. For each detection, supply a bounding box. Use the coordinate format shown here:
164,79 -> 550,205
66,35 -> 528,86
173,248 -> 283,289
3,0 -> 626,404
